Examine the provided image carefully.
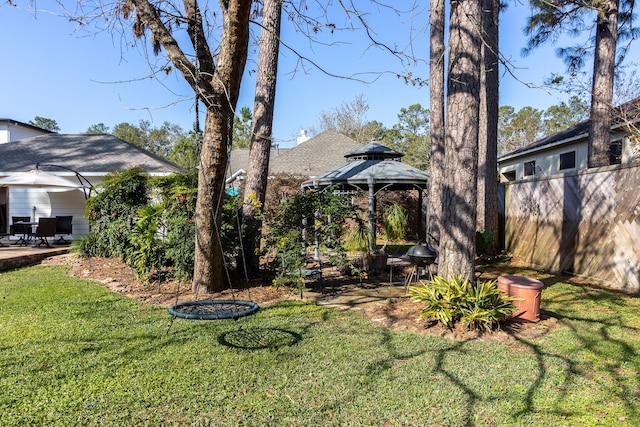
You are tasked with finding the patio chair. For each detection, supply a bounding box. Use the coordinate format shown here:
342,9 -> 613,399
10,216 -> 34,246
33,217 -> 58,248
54,215 -> 73,244
0,231 -> 9,247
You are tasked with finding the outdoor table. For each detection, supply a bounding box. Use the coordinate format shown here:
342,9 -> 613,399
13,221 -> 37,246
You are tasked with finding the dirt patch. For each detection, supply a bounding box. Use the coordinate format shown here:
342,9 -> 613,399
39,253 -> 558,341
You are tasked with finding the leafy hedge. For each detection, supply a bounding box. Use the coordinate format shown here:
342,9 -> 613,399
74,168 -> 241,282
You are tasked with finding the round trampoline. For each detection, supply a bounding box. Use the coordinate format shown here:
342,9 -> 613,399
168,299 -> 260,320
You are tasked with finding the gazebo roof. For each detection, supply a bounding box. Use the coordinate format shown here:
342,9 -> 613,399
302,141 -> 429,192
345,141 -> 403,160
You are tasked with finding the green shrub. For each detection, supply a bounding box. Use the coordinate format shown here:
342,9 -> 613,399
409,275 -> 517,331
126,205 -> 165,281
476,229 -> 493,256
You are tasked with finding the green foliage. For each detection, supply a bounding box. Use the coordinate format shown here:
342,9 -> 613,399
409,275 -> 516,331
232,106 -> 253,148
166,130 -> 200,169
150,172 -> 197,281
271,229 -> 305,292
475,229 -> 492,256
382,103 -> 431,170
498,97 -> 590,155
126,205 -> 165,281
382,202 -> 407,243
85,168 -> 149,226
264,186 -> 355,288
77,168 -> 245,283
29,116 -> 60,132
85,123 -> 110,134
81,168 -> 149,261
344,213 -> 371,254
113,120 -> 185,159
266,186 -> 354,254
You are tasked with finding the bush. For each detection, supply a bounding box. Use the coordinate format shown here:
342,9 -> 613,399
408,275 -> 517,331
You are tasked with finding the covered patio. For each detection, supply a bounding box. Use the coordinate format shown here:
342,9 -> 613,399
0,244 -> 70,272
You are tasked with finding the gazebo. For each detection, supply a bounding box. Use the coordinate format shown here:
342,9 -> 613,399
301,141 -> 430,254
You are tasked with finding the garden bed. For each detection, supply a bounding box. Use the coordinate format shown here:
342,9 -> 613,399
41,253 -> 559,342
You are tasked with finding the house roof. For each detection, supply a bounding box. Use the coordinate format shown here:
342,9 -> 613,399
499,96 -> 640,162
269,131 -> 364,176
0,133 -> 184,175
0,118 -> 53,135
228,147 -> 289,178
227,131 -> 364,179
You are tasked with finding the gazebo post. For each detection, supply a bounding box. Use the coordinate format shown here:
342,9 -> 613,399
301,183 -> 308,255
368,177 -> 376,250
301,215 -> 307,254
314,210 -> 320,260
417,188 -> 423,241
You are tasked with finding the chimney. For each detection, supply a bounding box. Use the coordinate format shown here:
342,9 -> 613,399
296,129 -> 311,145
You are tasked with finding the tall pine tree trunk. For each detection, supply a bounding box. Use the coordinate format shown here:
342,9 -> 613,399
428,0 -> 446,246
588,0 -> 619,168
241,0 -> 283,278
477,0 -> 500,254
438,0 -> 482,281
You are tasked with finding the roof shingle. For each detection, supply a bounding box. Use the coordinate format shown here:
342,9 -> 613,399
0,134 -> 183,174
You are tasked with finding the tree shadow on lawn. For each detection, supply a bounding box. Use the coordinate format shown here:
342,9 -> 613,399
418,262 -> 640,424
511,308 -> 640,422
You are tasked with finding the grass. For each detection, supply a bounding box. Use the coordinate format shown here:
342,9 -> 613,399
1,264 -> 639,426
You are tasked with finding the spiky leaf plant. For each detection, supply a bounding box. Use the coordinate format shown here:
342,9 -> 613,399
409,275 -> 517,331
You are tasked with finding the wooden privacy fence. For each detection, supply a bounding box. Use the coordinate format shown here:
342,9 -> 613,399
500,162 -> 640,294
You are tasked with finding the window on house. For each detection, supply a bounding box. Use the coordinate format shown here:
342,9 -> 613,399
559,151 -> 576,170
501,171 -> 516,182
609,140 -> 622,165
524,161 -> 536,177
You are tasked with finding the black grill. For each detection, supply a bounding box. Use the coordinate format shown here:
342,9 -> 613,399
406,243 -> 437,267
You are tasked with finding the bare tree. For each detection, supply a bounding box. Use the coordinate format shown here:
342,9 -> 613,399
241,0 -> 283,278
438,0 -> 482,281
310,94 -> 376,143
589,0 -> 619,167
428,0 -> 445,246
123,0 -> 253,292
477,0 -> 500,255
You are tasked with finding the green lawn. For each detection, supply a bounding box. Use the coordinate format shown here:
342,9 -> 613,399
1,264 -> 639,426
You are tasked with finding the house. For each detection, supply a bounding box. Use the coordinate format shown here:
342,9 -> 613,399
227,130 -> 364,188
0,118 -> 52,143
498,97 -> 640,182
0,133 -> 183,241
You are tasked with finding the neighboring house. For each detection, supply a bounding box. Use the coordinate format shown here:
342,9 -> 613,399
0,118 -> 51,143
0,133 -> 183,240
227,130 -> 364,188
227,147 -> 289,187
498,97 -> 640,182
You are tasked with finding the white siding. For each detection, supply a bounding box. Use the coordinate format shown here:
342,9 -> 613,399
0,122 -> 48,144
499,141 -> 588,181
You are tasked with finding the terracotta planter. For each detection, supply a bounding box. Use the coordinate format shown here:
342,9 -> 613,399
363,253 -> 388,273
497,275 -> 544,322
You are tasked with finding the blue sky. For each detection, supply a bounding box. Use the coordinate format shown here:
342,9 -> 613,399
1,2 -> 635,148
